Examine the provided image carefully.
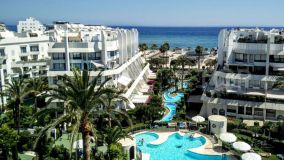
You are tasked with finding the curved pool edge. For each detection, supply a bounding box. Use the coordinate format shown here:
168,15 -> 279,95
135,131 -> 225,158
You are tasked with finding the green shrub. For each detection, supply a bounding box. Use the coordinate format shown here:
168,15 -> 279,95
108,144 -> 123,160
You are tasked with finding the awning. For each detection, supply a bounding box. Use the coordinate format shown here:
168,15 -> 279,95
131,95 -> 151,104
91,61 -> 105,68
117,75 -> 132,86
273,67 -> 284,71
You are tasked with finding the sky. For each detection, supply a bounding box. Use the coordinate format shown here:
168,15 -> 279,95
1,0 -> 284,27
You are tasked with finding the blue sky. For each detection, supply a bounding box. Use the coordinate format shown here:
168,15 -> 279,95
1,0 -> 284,26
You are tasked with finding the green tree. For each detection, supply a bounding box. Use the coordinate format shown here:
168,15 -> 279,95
274,72 -> 284,89
157,68 -> 174,90
159,42 -> 170,67
150,44 -> 158,50
99,87 -> 130,128
0,125 -> 19,160
26,77 -> 49,111
139,43 -> 148,54
35,69 -> 112,160
144,95 -> 164,125
176,55 -> 196,90
195,45 -> 204,70
5,78 -> 29,134
104,126 -> 132,160
148,57 -> 162,70
204,58 -> 217,70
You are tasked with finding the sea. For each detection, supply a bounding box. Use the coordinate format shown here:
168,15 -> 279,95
6,25 -> 283,49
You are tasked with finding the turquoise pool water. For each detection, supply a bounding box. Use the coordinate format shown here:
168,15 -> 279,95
135,132 -> 228,160
161,103 -> 177,121
161,82 -> 188,122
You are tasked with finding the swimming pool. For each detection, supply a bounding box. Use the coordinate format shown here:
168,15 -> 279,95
135,132 -> 228,160
161,82 -> 188,122
161,103 -> 177,122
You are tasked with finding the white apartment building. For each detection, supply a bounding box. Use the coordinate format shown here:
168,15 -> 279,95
47,22 -> 151,109
200,28 -> 284,121
0,23 -> 49,106
17,17 -> 46,33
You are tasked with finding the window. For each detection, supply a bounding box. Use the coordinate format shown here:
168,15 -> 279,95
246,107 -> 252,115
88,52 -> 101,60
30,45 -> 39,52
227,105 -> 237,113
260,81 -> 265,89
32,55 -> 38,60
241,80 -> 245,88
266,109 -> 276,118
110,51 -> 116,57
71,63 -> 81,69
20,57 -> 28,61
219,109 -> 225,115
254,108 -> 263,116
249,80 -> 253,88
20,46 -> 27,53
254,54 -> 266,62
212,108 -> 218,114
238,106 -> 244,114
249,54 -> 254,63
253,80 -> 260,87
52,53 -> 65,60
71,53 -> 81,59
0,48 -> 5,56
235,53 -> 243,62
53,63 -> 66,71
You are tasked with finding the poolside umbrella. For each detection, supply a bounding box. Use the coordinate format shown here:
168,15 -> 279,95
192,115 -> 205,123
73,140 -> 83,149
220,132 -> 237,143
232,141 -> 251,152
241,153 -> 261,160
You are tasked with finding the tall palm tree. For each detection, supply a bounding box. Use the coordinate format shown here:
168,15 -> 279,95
159,42 -> 170,67
4,78 -> 30,160
195,45 -> 204,70
35,69 -> 112,160
5,78 -> 29,134
176,55 -> 196,89
99,87 -> 130,128
104,126 -> 132,160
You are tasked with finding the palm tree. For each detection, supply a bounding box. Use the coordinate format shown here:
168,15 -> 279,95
104,126 -> 132,160
150,44 -> 158,50
4,78 -> 30,160
195,45 -> 204,70
99,87 -> 131,128
139,43 -> 148,55
35,69 -> 112,160
176,55 -> 196,89
204,58 -> 217,70
157,68 -> 174,90
159,42 -> 170,67
5,78 -> 29,134
26,77 -> 49,111
148,57 -> 162,70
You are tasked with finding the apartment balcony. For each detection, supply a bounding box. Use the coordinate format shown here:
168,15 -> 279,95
232,42 -> 267,54
105,40 -> 118,51
269,44 -> 284,55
